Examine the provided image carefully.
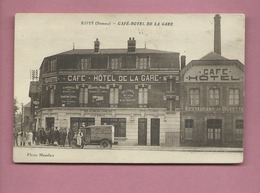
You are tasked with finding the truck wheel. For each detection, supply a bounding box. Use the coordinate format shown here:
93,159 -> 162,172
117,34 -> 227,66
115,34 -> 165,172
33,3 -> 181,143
100,139 -> 111,149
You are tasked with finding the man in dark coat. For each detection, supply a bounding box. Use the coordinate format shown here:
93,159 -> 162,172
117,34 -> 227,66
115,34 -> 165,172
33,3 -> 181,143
49,128 -> 54,145
54,127 -> 60,145
68,128 -> 74,147
59,129 -> 67,147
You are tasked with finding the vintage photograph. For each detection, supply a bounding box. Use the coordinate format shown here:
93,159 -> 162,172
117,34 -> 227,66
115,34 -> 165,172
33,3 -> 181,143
13,14 -> 245,163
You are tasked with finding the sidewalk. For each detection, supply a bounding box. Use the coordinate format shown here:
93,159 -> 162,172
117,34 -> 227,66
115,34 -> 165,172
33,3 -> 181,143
14,144 -> 243,152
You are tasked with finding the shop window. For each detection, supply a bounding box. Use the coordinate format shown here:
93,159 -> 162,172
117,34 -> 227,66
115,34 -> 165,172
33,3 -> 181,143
229,89 -> 239,106
209,88 -> 219,106
70,118 -> 95,130
110,58 -> 119,70
139,57 -> 149,69
101,118 -> 126,137
79,87 -> 88,106
189,89 -> 199,106
184,119 -> 193,139
138,86 -> 148,108
78,58 -> 89,70
109,87 -> 119,107
235,119 -> 243,140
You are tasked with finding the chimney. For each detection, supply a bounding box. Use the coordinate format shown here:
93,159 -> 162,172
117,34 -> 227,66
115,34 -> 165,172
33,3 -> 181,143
181,55 -> 186,70
127,37 -> 136,52
214,14 -> 221,55
94,38 -> 100,53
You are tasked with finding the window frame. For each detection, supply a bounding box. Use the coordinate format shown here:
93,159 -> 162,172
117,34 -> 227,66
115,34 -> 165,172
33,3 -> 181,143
235,119 -> 243,140
184,119 -> 194,140
189,88 -> 200,106
229,88 -> 240,106
208,88 -> 220,106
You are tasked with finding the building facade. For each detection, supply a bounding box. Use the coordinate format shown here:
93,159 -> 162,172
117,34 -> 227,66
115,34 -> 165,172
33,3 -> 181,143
180,52 -> 244,147
33,38 -> 181,146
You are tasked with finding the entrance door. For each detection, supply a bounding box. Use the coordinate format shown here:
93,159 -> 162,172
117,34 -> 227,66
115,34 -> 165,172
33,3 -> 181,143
207,119 -> 222,146
138,118 -> 147,145
46,117 -> 54,130
151,118 -> 160,146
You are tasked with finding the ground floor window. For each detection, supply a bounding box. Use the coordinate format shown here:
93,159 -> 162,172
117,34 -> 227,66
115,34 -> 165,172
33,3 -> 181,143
70,118 -> 95,130
184,119 -> 193,139
101,118 -> 126,137
235,119 -> 243,140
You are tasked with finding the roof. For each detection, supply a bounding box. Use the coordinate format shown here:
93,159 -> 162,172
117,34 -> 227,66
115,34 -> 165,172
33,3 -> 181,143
199,52 -> 228,60
48,48 -> 177,57
181,52 -> 244,76
29,81 -> 39,97
24,102 -> 31,108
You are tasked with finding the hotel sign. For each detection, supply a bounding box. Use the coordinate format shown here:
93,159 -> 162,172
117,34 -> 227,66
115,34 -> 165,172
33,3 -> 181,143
184,65 -> 243,82
58,74 -> 164,83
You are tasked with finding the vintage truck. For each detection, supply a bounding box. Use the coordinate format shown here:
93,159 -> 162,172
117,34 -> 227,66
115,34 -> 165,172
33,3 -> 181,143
71,125 -> 115,149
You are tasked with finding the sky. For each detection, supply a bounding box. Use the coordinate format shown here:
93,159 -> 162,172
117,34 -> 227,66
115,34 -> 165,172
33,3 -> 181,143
14,13 -> 245,106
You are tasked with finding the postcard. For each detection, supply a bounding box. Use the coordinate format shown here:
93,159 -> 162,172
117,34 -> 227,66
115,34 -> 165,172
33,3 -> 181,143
13,13 -> 245,163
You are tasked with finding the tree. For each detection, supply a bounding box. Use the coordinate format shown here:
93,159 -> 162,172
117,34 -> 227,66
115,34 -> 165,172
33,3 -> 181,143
14,98 -> 19,125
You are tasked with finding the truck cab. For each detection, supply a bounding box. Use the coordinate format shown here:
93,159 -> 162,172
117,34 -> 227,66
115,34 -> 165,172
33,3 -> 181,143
71,125 -> 115,149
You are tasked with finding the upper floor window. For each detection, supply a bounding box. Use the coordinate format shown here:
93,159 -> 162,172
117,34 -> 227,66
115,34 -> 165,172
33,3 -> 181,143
166,78 -> 176,93
137,85 -> 149,108
109,86 -> 119,107
50,59 -> 57,72
49,89 -> 55,107
166,97 -> 175,112
79,87 -> 88,106
189,89 -> 199,106
91,56 -> 108,69
229,89 -> 239,106
139,57 -> 149,69
121,56 -> 136,69
79,58 -> 89,70
209,88 -> 219,106
110,58 -> 119,70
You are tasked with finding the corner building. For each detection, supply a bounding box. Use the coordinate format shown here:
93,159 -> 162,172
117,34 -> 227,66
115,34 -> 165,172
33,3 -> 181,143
180,52 -> 244,147
36,38 -> 181,146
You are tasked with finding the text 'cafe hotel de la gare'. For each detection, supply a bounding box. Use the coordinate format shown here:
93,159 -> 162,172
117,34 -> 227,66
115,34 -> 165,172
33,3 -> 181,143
29,15 -> 244,147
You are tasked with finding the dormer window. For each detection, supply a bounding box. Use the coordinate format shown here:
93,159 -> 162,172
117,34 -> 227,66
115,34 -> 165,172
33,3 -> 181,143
50,59 -> 57,72
138,57 -> 149,70
110,58 -> 120,70
78,58 -> 89,70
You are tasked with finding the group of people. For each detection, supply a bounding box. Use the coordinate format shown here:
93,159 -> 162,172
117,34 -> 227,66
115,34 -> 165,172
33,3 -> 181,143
13,127 -> 77,147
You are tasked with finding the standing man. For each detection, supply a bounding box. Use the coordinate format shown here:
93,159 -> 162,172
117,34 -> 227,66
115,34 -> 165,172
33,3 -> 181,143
59,129 -> 67,147
20,130 -> 26,146
27,130 -> 33,146
68,128 -> 74,147
54,127 -> 60,146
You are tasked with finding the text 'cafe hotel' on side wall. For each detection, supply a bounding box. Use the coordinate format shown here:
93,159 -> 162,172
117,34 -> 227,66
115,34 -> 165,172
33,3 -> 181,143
180,15 -> 244,147
29,14 -> 244,147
